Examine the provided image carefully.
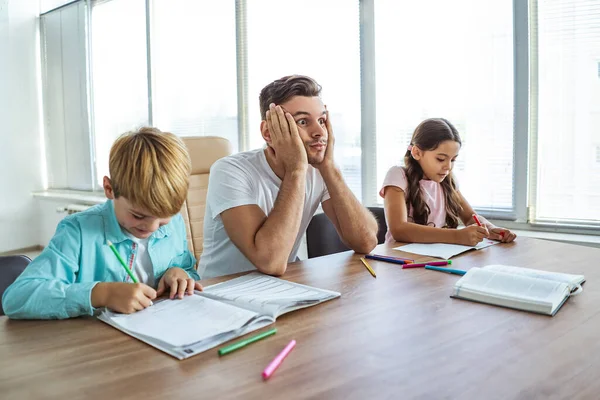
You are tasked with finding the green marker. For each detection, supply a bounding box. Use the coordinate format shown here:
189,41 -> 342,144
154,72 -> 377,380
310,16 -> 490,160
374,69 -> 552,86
218,328 -> 277,356
107,240 -> 138,283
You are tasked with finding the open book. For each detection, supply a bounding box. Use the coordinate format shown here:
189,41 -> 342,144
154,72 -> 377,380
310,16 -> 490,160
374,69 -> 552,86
394,239 -> 497,259
98,273 -> 340,359
451,265 -> 585,316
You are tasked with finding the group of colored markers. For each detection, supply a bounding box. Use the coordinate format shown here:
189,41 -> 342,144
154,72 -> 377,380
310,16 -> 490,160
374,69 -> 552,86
218,328 -> 293,380
217,253 -> 465,380
359,253 -> 465,278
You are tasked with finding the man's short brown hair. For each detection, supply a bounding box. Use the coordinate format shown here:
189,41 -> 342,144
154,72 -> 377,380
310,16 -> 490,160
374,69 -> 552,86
259,75 -> 322,119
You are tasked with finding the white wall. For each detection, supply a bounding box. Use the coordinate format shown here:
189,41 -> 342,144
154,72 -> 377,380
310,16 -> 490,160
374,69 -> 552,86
0,0 -> 43,252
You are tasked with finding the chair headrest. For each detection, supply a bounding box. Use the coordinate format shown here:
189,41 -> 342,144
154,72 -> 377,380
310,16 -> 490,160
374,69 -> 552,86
182,136 -> 233,175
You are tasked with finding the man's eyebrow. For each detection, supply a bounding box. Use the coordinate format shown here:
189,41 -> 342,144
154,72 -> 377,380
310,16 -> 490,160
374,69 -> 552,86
292,111 -> 311,117
292,111 -> 327,117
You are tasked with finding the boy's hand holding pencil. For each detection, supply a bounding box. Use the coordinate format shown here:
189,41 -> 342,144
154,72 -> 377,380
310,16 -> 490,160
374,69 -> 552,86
91,282 -> 157,314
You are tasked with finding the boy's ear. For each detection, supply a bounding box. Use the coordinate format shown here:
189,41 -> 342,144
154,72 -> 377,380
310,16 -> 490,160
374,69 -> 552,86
411,146 -> 423,160
260,120 -> 272,145
103,176 -> 115,199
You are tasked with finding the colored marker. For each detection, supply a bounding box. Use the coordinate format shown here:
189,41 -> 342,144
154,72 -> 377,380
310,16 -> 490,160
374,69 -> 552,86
402,260 -> 452,269
107,240 -> 138,283
218,328 -> 277,356
369,254 -> 414,262
365,254 -> 410,265
360,257 -> 377,278
262,340 -> 296,380
474,213 -> 505,238
425,265 -> 466,276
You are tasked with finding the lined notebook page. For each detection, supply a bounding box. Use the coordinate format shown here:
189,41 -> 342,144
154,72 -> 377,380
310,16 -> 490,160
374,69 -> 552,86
454,268 -> 570,306
105,295 -> 259,347
482,265 -> 585,290
204,273 -> 336,316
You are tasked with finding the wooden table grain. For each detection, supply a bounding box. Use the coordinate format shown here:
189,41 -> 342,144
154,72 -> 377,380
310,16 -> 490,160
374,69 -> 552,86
1,237 -> 600,400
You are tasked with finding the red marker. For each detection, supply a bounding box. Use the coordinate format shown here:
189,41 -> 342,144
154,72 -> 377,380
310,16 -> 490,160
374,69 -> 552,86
474,213 -> 505,237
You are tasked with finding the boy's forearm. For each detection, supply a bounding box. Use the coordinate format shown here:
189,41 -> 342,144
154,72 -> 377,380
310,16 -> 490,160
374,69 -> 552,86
320,166 -> 378,253
167,250 -> 200,280
3,279 -> 98,319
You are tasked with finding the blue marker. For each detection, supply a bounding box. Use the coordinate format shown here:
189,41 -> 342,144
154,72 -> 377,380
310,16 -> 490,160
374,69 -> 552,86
425,265 -> 467,276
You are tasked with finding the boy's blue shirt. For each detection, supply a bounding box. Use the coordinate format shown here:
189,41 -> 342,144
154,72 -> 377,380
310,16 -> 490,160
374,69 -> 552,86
2,200 -> 199,319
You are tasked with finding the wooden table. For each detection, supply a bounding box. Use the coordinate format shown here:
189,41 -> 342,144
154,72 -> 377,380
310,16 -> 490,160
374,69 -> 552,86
1,237 -> 600,399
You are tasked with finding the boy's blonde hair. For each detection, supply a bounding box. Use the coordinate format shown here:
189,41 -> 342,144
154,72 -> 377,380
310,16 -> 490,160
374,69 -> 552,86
109,127 -> 191,218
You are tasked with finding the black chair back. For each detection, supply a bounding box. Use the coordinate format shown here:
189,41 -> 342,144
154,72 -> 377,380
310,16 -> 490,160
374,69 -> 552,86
0,255 -> 31,315
306,207 -> 387,258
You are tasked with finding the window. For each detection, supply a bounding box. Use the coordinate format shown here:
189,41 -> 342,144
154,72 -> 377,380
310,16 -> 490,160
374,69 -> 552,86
532,0 -> 600,224
91,0 -> 149,187
374,0 -> 514,214
38,0 -> 600,231
246,0 -> 363,199
151,0 -> 239,150
40,1 -> 93,190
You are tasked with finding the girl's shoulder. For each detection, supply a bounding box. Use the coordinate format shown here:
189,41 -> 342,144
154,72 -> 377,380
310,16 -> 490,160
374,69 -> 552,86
380,166 -> 409,197
383,165 -> 409,184
384,165 -> 407,177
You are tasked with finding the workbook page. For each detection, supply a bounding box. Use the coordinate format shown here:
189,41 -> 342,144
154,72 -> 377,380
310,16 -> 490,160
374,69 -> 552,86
102,294 -> 261,347
482,265 -> 585,291
454,268 -> 569,308
394,239 -> 497,259
204,273 -> 340,318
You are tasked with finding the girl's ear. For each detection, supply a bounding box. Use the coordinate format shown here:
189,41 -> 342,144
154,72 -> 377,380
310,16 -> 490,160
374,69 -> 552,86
411,145 -> 423,160
260,120 -> 272,145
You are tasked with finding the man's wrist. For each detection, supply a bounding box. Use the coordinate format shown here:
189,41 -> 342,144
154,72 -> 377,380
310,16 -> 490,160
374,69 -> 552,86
318,163 -> 341,180
284,169 -> 307,180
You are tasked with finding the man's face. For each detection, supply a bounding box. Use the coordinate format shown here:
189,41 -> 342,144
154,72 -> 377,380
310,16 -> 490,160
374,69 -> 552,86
278,96 -> 328,165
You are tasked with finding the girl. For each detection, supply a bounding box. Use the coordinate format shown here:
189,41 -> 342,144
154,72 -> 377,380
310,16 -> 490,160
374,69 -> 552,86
380,118 -> 516,246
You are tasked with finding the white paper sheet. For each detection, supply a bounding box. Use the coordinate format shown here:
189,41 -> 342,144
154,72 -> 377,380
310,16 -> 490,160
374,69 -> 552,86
393,239 -> 497,259
105,295 -> 259,347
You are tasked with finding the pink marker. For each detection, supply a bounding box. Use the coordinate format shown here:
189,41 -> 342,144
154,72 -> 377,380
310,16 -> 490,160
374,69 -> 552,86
262,340 -> 296,380
402,260 -> 452,269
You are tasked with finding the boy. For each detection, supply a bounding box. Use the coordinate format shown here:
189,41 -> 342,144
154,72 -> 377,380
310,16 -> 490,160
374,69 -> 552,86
2,127 -> 201,319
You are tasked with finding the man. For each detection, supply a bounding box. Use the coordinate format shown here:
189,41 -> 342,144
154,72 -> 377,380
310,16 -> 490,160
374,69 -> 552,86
199,75 -> 378,278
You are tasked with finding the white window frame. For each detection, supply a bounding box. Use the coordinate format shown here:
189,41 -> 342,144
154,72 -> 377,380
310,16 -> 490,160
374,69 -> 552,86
38,0 -> 600,235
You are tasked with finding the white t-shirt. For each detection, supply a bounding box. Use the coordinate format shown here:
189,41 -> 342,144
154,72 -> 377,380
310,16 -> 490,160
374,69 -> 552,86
198,148 -> 330,278
124,232 -> 155,287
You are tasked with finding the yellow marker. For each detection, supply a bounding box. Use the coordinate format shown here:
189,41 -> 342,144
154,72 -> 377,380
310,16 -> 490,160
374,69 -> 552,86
360,257 -> 376,278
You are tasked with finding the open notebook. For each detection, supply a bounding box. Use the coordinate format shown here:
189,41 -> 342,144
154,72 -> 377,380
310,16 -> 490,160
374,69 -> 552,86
451,265 -> 585,316
98,273 -> 340,359
394,239 -> 497,259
